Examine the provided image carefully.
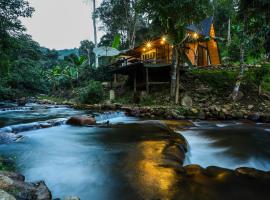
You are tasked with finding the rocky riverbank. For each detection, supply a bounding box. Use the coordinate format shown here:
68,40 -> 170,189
0,171 -> 51,200
71,102 -> 270,123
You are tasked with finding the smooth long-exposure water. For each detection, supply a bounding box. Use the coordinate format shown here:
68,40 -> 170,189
0,103 -> 270,199
182,121 -> 270,171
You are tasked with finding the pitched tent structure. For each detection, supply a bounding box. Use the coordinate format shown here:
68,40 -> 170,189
186,16 -> 221,66
109,17 -> 221,94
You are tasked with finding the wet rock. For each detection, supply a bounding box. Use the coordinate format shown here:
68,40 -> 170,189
64,196 -> 80,200
0,132 -> 23,144
35,181 -> 52,200
204,166 -> 233,178
0,189 -> 16,200
17,97 -> 27,106
163,144 -> 186,165
248,113 -> 261,122
235,167 -> 270,179
66,116 -> 96,126
0,171 -> 52,200
184,164 -> 203,176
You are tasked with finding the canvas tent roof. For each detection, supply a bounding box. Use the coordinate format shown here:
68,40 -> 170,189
186,16 -> 213,37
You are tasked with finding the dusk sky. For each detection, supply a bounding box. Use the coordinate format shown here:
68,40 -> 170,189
22,0 -> 103,50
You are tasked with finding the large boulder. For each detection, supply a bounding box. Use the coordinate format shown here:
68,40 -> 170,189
0,171 -> 52,200
66,116 -> 96,126
181,94 -> 193,108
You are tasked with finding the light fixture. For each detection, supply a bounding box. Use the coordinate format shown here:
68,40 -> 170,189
193,33 -> 198,39
162,36 -> 166,41
143,48 -> 146,51
171,45 -> 174,48
146,42 -> 151,48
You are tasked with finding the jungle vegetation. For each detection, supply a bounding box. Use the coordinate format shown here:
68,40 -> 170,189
0,0 -> 269,103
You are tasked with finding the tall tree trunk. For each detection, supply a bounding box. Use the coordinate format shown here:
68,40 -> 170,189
231,43 -> 245,101
227,18 -> 231,46
175,66 -> 180,104
92,0 -> 98,67
87,49 -> 91,67
171,47 -> 178,98
130,13 -> 138,49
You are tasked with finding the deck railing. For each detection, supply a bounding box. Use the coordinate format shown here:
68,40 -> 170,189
119,58 -> 173,67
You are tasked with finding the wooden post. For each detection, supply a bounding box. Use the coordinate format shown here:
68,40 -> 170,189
146,67 -> 149,94
133,70 -> 137,93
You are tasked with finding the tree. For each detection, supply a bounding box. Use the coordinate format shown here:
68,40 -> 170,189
212,0 -> 237,45
78,40 -> 95,67
138,0 -> 212,102
64,54 -> 87,79
97,0 -> 142,49
230,0 -> 270,100
0,0 -> 34,77
0,0 -> 34,35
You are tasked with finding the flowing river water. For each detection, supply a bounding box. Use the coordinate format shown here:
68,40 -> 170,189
0,103 -> 270,199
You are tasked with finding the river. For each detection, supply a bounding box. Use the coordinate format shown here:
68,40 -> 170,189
0,103 -> 269,199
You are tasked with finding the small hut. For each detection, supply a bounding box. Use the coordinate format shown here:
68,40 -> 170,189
110,16 -> 221,93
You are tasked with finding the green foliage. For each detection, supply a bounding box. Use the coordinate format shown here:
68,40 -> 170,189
138,0 -> 212,44
79,80 -> 104,104
245,63 -> 270,88
190,69 -> 237,91
0,0 -> 34,34
9,59 -> 48,93
112,34 -> 121,49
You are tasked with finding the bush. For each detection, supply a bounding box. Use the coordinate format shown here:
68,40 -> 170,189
79,80 -> 104,104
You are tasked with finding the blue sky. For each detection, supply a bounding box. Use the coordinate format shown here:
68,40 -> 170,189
22,0 -> 103,50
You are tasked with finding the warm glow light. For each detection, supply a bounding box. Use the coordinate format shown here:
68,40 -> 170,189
171,45 -> 174,48
143,48 -> 146,51
162,36 -> 166,41
193,33 -> 198,39
161,40 -> 165,45
146,42 -> 151,48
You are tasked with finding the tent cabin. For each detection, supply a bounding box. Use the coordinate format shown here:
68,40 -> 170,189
110,16 -> 221,93
185,16 -> 221,66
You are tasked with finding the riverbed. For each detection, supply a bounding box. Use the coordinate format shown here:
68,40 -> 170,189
0,103 -> 269,199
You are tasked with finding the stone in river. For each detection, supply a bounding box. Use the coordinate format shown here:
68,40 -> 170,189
66,116 -> 96,126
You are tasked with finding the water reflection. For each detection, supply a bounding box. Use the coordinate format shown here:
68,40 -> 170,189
127,141 -> 177,200
0,122 -> 182,199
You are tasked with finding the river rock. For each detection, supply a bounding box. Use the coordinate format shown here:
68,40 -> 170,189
66,116 -> 96,126
0,171 -> 52,200
248,105 -> 254,110
17,97 -> 27,106
248,113 -> 261,122
64,196 -> 80,200
0,132 -> 23,144
0,189 -> 16,200
181,94 -> 193,108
